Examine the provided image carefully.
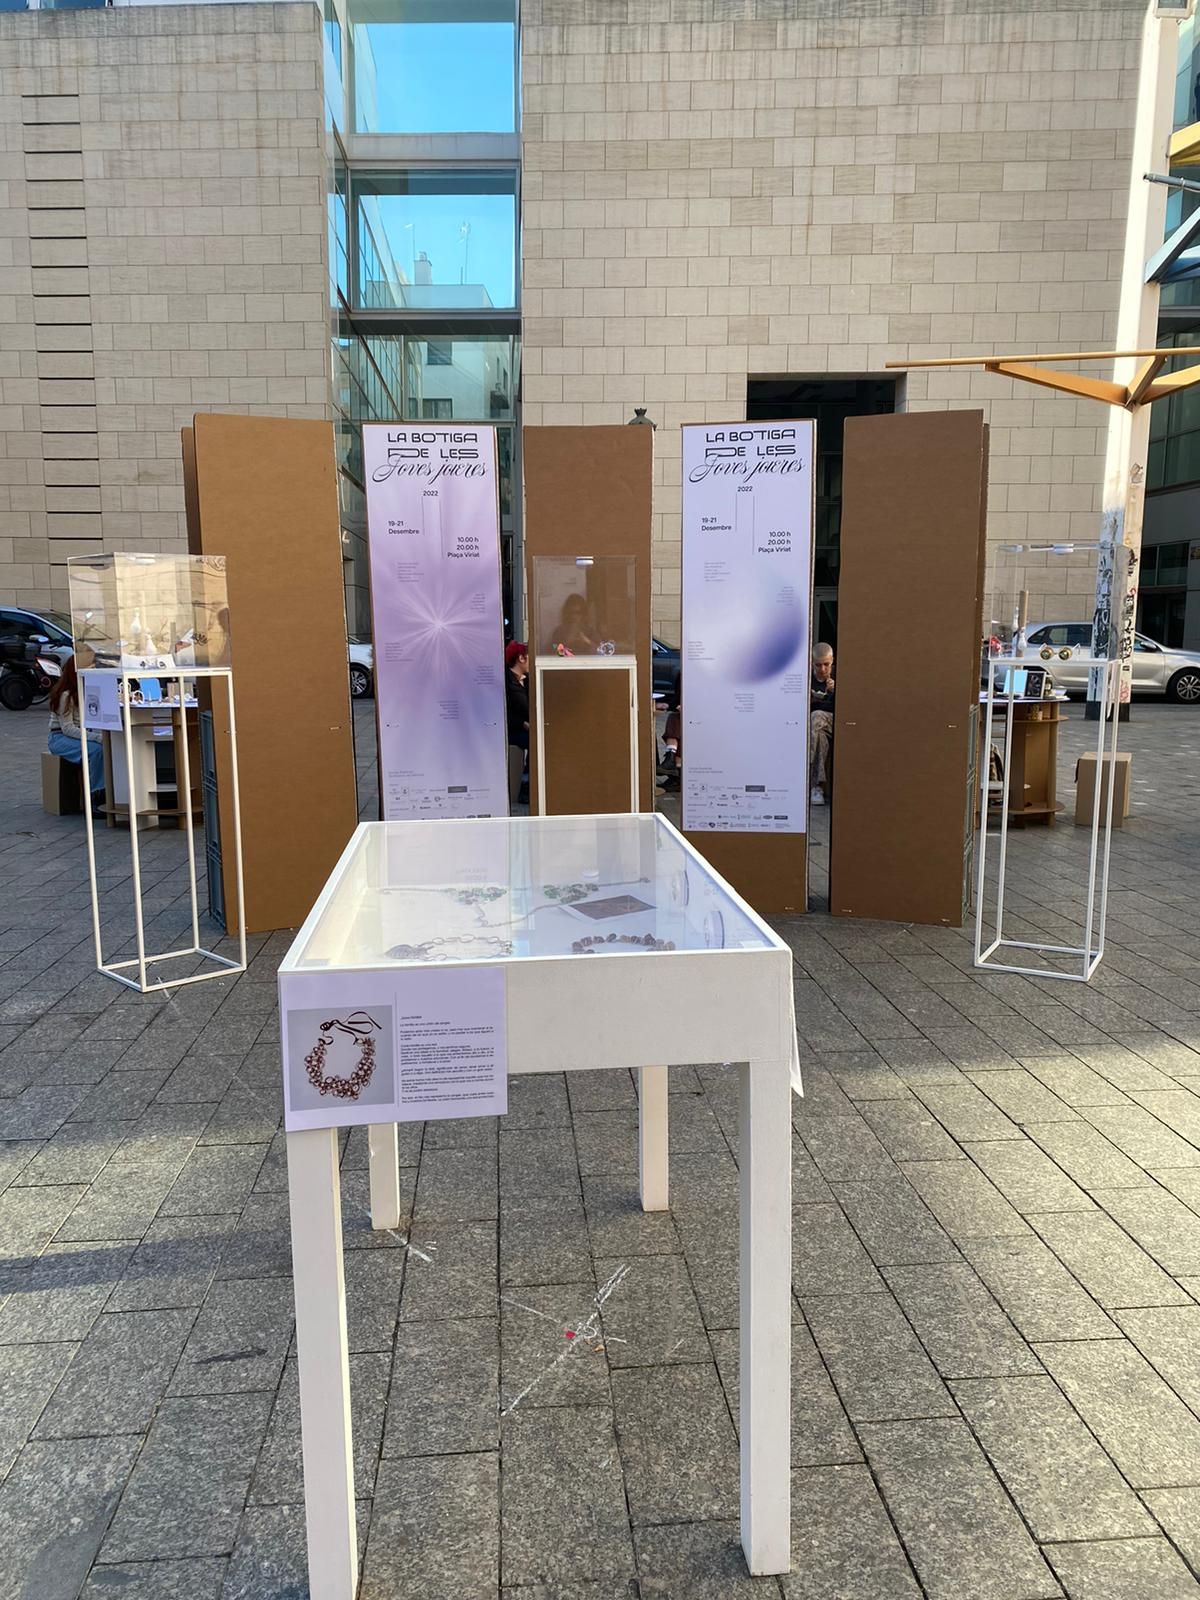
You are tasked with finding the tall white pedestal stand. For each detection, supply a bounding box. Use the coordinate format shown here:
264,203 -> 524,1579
974,656 -> 1119,982
532,653 -> 639,816
79,666 -> 247,993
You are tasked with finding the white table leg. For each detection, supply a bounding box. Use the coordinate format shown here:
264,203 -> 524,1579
287,1128 -> 357,1600
738,1055 -> 792,1575
368,1122 -> 401,1230
638,1064 -> 669,1212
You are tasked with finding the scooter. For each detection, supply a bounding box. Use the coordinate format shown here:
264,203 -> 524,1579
0,637 -> 58,710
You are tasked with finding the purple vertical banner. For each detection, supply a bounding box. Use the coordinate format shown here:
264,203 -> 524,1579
364,423 -> 508,820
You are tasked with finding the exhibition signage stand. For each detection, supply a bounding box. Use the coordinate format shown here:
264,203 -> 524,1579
279,813 -> 798,1594
975,543 -> 1120,982
69,553 -> 246,993
363,423 -> 508,821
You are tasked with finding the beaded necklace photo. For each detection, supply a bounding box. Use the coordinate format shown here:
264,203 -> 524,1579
304,1011 -> 382,1100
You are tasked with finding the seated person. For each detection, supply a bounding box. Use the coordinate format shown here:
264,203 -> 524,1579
48,653 -> 104,803
551,593 -> 602,655
658,669 -> 681,793
810,643 -> 834,807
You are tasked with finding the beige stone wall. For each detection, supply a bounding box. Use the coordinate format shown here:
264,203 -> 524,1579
520,0 -> 1144,641
0,2 -> 330,611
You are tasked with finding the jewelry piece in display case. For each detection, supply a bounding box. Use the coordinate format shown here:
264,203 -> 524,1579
67,551 -> 231,672
530,553 -> 637,660
976,541 -> 1120,982
67,552 -> 246,994
530,555 -> 641,814
278,812 -> 801,1597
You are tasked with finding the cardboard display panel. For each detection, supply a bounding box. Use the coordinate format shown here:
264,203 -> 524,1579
185,415 -> 358,935
831,410 -> 988,927
522,426 -> 655,814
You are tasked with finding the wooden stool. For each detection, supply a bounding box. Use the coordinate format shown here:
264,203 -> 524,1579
41,752 -> 83,816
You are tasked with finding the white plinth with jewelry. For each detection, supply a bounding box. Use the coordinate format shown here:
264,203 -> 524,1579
278,812 -> 800,1597
532,651 -> 640,815
68,551 -> 247,993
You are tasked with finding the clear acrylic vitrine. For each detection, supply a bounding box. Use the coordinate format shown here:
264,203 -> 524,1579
67,552 -> 232,671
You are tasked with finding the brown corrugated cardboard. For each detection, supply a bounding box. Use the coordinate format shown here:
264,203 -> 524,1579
1074,751 -> 1131,827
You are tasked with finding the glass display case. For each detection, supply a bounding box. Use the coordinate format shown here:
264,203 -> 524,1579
530,554 -> 637,661
285,813 -> 773,971
67,552 -> 232,671
983,541 -> 1113,693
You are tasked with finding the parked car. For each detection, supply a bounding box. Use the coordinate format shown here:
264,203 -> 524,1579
1024,622 -> 1200,703
0,604 -> 74,665
651,636 -> 680,698
349,638 -> 373,699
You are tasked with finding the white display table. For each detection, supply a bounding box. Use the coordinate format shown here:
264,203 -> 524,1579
280,812 -> 796,1595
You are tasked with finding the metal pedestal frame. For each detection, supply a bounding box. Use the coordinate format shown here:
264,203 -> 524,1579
974,656 -> 1120,983
80,666 -> 247,993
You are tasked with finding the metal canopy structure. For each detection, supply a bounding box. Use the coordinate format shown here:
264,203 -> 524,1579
885,347 -> 1200,410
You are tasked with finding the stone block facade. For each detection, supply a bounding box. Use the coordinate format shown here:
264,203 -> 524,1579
0,2 -> 330,610
520,0 -> 1144,640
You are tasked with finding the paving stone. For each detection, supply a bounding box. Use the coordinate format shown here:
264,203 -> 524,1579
413,1145 -> 498,1221
912,1081 -> 1025,1142
0,1436 -> 141,1600
1035,1338 -> 1200,1489
361,1453 -> 498,1600
952,1375 -> 1154,1542
611,1363 -> 739,1523
900,1160 -> 1030,1240
859,1417 -> 1059,1600
792,1202 -> 886,1297
1091,1185 -> 1200,1275
709,1321 -> 861,1469
16,1122 -> 127,1186
345,1246 -> 403,1353
1028,1210 -> 1191,1309
424,1114 -> 498,1150
0,1240 -> 135,1342
778,1465 -> 921,1600
596,1252 -> 707,1367
803,1292 -> 955,1423
1083,1105 -> 1200,1169
501,1192 -> 594,1284
572,1110 -> 640,1176
35,1308 -> 193,1439
168,1276 -> 293,1395
960,1236 -> 1118,1343
501,1282 -> 612,1410
567,1068 -> 637,1112
251,1352 -> 387,1504
53,1174 -> 175,1244
501,1406 -> 635,1588
100,1393 -> 272,1561
636,1519 -> 782,1598
1143,1488 -> 1200,1575
504,1072 -> 571,1128
1113,1305 -> 1200,1414
884,1263 -> 1041,1380
81,1558 -> 227,1599
858,1098 -> 966,1162
872,1038 -> 966,1086
1044,1537 -> 1200,1599
0,1084 -> 89,1139
399,1219 -> 497,1321
823,1051 -> 911,1102
1075,1045 -> 1184,1094
224,1500 -> 369,1600
160,1143 -> 266,1215
1020,1056 -> 1130,1108
106,1214 -> 233,1311
831,1177 -> 960,1266
0,1183 -> 86,1257
961,1137 -> 1094,1214
797,1114 -> 899,1182
384,1315 -> 498,1454
677,1230 -> 740,1331
581,1173 -> 682,1257
0,1340 -> 79,1476
1026,1120 -> 1155,1191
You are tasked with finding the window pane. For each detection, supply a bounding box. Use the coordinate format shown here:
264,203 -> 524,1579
352,0 -> 515,135
399,334 -> 518,420
1159,540 -> 1190,586
356,170 -> 517,311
